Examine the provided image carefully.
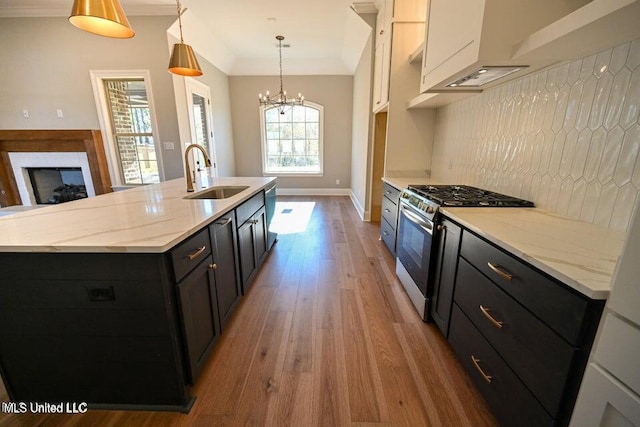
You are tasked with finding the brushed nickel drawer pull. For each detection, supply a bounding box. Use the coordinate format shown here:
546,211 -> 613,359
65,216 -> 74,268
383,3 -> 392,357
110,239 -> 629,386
480,305 -> 504,329
216,218 -> 231,225
471,355 -> 492,384
487,262 -> 513,281
384,208 -> 391,213
187,245 -> 206,260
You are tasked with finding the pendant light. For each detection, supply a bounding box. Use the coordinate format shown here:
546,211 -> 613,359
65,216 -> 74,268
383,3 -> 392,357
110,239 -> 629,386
168,0 -> 203,77
69,0 -> 135,39
258,35 -> 304,114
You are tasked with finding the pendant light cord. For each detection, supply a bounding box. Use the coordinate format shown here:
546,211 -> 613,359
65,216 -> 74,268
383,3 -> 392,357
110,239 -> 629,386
278,36 -> 284,98
176,0 -> 184,44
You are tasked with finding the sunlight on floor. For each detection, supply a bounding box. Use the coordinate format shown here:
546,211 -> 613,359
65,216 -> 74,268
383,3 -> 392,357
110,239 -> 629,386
269,201 -> 316,235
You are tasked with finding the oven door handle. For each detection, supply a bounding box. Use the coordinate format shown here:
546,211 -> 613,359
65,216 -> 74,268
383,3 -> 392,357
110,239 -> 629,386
400,204 -> 434,235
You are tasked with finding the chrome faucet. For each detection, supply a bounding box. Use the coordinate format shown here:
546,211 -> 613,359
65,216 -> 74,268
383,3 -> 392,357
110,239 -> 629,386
184,144 -> 212,192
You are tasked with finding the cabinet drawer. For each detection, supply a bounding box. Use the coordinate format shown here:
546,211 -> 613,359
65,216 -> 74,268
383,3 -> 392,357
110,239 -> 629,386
381,194 -> 398,229
449,304 -> 554,427
382,182 -> 401,202
380,217 -> 396,254
170,228 -> 212,283
235,191 -> 265,226
455,258 -> 576,416
460,231 -> 589,345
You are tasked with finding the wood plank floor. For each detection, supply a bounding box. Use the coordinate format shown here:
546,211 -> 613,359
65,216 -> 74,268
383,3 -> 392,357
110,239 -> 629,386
0,196 -> 497,426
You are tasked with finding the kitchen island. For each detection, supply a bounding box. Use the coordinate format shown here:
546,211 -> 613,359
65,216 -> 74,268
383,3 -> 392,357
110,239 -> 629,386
0,177 -> 276,412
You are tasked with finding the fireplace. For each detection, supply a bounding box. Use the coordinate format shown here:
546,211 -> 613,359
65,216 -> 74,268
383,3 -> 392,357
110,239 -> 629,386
0,130 -> 112,208
8,152 -> 96,206
27,167 -> 87,204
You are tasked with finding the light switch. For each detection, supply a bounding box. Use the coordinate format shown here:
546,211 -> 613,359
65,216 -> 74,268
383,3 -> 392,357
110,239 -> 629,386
163,141 -> 175,150
22,109 -> 29,118
56,109 -> 64,118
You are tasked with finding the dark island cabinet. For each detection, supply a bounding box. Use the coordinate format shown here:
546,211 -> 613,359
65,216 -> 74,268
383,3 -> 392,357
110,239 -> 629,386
176,255 -> 221,385
209,215 -> 242,329
0,186 -> 275,413
0,252 -> 194,412
430,217 -> 462,337
237,195 -> 268,293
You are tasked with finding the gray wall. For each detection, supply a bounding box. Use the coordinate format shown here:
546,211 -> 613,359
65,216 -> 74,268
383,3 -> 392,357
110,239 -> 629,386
0,16 -> 235,181
229,75 -> 353,189
350,14 -> 375,215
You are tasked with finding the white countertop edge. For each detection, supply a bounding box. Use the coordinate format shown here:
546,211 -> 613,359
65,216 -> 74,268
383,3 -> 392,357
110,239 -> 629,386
441,208 -> 613,300
0,177 -> 276,254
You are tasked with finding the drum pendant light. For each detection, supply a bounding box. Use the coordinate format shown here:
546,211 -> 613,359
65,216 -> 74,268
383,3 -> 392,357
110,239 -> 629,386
69,0 -> 135,39
168,0 -> 202,77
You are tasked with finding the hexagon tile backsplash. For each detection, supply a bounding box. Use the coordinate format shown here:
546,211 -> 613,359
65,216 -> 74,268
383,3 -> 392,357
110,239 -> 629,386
432,38 -> 640,231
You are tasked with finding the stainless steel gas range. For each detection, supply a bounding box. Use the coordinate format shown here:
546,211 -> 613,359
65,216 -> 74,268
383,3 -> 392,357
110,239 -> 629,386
395,185 -> 534,320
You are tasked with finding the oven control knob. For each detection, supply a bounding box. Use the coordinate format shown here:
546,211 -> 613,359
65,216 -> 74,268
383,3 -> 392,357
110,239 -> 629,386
426,206 -> 435,214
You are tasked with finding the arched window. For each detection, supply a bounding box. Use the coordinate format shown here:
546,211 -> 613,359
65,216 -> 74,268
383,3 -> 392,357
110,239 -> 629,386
260,102 -> 324,175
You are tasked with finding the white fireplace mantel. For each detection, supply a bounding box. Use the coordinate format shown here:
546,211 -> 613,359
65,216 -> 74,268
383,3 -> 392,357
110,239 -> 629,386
9,152 -> 96,206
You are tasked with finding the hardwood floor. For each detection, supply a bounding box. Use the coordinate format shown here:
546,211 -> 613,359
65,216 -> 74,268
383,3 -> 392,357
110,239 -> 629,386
0,196 -> 496,426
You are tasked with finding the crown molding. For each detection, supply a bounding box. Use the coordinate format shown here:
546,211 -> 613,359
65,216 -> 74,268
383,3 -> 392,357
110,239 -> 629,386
0,5 -> 176,18
350,2 -> 378,14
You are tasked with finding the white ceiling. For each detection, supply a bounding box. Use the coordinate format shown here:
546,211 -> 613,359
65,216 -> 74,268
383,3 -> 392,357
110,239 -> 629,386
0,0 -> 375,75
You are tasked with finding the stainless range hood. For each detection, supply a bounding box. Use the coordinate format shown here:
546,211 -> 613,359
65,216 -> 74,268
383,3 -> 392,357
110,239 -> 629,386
446,66 -> 529,88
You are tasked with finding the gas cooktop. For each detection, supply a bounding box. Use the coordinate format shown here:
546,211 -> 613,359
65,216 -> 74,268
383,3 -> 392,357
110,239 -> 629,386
407,185 -> 535,208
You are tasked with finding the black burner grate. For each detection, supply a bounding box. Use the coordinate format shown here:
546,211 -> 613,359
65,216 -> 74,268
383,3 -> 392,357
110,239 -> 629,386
407,185 -> 534,208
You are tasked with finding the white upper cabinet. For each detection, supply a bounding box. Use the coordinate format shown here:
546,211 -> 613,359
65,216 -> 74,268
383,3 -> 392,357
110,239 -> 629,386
372,29 -> 392,112
373,0 -> 427,112
420,0 -> 590,93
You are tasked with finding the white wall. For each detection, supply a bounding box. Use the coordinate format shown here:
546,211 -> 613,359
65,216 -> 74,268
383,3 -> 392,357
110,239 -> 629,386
350,15 -> 375,218
432,38 -> 640,231
228,75 -> 353,189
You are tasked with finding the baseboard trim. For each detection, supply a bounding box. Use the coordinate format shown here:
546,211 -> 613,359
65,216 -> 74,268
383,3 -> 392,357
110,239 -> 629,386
277,188 -> 351,196
349,191 -> 371,221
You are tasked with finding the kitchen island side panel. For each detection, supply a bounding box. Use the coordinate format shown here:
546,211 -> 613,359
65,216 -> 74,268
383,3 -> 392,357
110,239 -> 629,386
0,252 -> 191,409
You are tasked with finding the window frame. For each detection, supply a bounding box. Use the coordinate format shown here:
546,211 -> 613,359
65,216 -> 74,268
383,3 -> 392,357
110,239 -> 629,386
259,101 -> 324,177
90,70 -> 165,187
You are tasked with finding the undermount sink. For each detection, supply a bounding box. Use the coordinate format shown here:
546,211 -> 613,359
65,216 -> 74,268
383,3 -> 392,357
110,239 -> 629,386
185,186 -> 249,200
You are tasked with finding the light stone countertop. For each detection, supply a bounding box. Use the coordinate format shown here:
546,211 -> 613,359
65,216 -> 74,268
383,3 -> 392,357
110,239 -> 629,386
441,208 -> 625,300
382,176 -> 625,300
0,176 -> 275,253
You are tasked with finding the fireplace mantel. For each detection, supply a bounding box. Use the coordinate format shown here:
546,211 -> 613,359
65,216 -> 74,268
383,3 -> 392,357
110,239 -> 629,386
0,130 -> 112,207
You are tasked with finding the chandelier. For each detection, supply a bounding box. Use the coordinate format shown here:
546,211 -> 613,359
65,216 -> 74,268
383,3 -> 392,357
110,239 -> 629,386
258,35 -> 304,114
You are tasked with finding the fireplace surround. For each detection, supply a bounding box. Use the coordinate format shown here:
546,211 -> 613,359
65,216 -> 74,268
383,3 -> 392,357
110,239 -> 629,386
0,130 -> 112,207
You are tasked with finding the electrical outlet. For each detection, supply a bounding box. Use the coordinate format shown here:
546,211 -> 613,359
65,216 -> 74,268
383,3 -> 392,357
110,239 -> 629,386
163,141 -> 175,150
56,109 -> 64,118
336,179 -> 340,185
448,160 -> 453,170
22,109 -> 29,118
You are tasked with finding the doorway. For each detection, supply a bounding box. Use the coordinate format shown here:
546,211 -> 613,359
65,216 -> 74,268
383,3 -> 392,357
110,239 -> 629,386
185,78 -> 218,177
